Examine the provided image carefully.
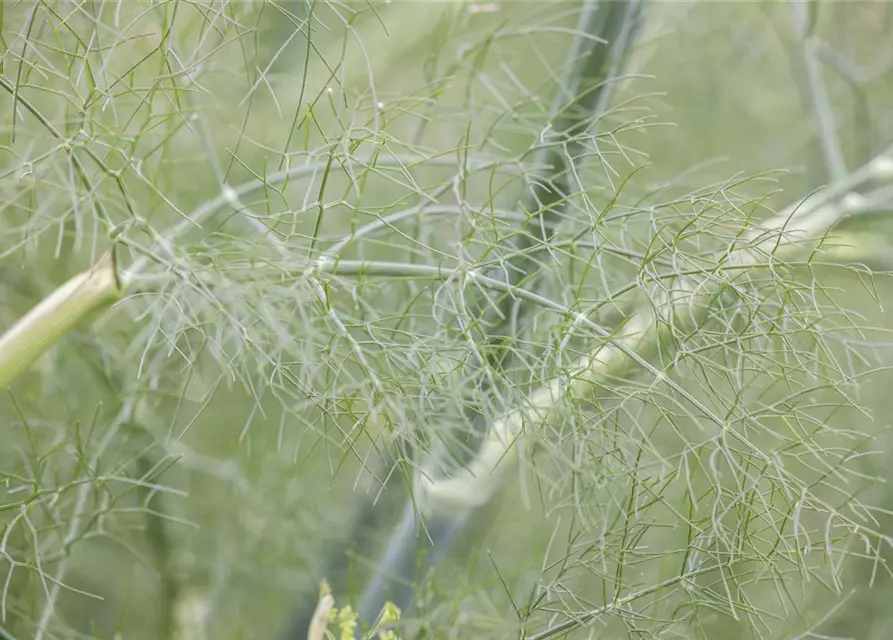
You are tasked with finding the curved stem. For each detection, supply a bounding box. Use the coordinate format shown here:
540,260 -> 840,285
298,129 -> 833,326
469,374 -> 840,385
420,142 -> 893,513
350,0 -> 648,632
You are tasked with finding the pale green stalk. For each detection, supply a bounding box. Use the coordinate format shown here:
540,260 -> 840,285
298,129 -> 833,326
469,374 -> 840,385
790,0 -> 847,182
418,144 -> 893,516
352,0 -> 647,630
307,582 -> 335,640
0,253 -> 123,390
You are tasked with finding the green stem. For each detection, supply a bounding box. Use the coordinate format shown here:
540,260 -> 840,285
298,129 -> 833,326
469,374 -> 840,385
0,253 -> 123,390
349,0 -> 648,632
790,0 -> 847,183
471,0 -> 644,336
419,143 -> 893,514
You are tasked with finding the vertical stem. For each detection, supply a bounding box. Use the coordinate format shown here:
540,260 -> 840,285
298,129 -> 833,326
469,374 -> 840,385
34,400 -> 135,640
137,450 -> 178,639
351,0 -> 647,631
790,0 -> 847,182
356,503 -> 466,624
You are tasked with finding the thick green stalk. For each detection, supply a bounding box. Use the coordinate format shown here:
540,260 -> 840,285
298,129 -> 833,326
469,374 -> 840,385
350,0 -> 647,631
0,253 -> 123,390
420,144 -> 893,514
470,0 -> 643,351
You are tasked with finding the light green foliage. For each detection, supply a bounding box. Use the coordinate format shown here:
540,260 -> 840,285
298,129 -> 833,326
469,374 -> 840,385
1,2 -> 893,640
307,580 -> 400,640
329,601 -> 400,640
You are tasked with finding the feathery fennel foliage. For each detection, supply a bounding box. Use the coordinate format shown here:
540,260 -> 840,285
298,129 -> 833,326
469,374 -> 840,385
1,2 -> 893,639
